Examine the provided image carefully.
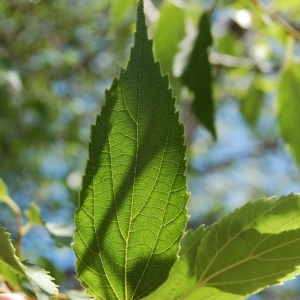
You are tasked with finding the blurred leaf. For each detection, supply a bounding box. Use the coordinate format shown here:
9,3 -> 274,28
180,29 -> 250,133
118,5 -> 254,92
0,179 -> 20,224
154,1 -> 185,95
24,202 -> 44,226
0,178 -> 9,198
0,225 -> 58,299
73,1 -> 188,299
181,12 -> 216,139
24,202 -> 73,248
146,226 -> 208,299
45,223 -> 73,248
111,0 -> 136,27
179,194 -> 300,299
277,63 -> 300,166
0,260 -> 22,290
272,0 -> 300,10
66,290 -> 91,300
240,75 -> 264,126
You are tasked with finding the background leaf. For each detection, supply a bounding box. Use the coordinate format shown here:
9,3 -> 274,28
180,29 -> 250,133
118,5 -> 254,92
277,63 -> 300,166
181,12 -> 216,139
0,225 -> 58,299
73,1 -> 188,299
153,1 -> 185,96
240,75 -> 264,126
111,0 -> 136,28
179,194 -> 300,299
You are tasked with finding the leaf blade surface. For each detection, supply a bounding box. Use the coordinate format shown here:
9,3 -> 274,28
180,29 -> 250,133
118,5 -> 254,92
73,1 -> 188,299
181,12 -> 216,139
180,194 -> 300,299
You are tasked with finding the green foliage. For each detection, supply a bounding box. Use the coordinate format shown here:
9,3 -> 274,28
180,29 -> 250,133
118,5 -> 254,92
181,12 -> 216,139
277,63 -> 300,166
0,225 -> 58,300
2,0 -> 300,299
153,1 -> 185,95
73,1 -> 188,298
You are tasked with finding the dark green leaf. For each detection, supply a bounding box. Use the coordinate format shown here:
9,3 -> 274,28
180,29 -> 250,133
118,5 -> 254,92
181,12 -> 216,139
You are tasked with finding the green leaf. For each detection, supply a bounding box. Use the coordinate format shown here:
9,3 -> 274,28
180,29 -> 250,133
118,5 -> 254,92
240,75 -> 264,126
146,226 -> 207,299
181,12 -> 216,139
0,260 -> 23,290
111,0 -> 136,27
24,202 -> 44,226
73,1 -> 189,299
0,225 -> 58,299
153,1 -> 185,96
0,178 -> 9,198
277,63 -> 300,166
45,223 -> 74,248
0,178 -> 20,215
179,194 -> 300,299
23,202 -> 73,248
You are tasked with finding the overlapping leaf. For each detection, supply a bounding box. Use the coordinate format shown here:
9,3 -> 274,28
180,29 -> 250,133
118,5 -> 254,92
0,225 -> 58,300
73,1 -> 188,299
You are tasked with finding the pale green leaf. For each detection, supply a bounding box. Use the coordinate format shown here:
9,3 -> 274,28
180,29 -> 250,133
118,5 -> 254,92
0,178 -> 20,215
73,1 -> 189,299
0,260 -> 22,290
24,202 -> 44,226
23,202 -> 73,248
277,63 -> 300,166
272,0 -> 300,11
111,0 -> 136,27
146,226 -> 207,300
45,223 -> 74,248
153,1 -> 185,96
0,225 -> 58,299
179,194 -> 300,299
0,178 -> 9,198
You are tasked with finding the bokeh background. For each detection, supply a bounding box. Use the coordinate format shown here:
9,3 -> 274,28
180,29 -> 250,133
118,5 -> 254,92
1,0 -> 300,298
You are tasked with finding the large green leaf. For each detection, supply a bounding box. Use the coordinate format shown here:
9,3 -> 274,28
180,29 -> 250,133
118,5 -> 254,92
178,194 -> 300,299
153,1 -> 185,96
277,63 -> 300,166
181,12 -> 216,139
73,1 -> 188,299
0,225 -> 58,300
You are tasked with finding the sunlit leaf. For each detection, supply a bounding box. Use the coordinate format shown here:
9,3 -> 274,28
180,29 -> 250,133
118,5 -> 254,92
181,12 -> 216,139
0,225 -> 58,300
154,1 -> 185,96
73,1 -> 189,299
111,0 -> 136,27
277,63 -> 300,166
0,178 -> 9,198
179,194 -> 300,299
0,178 -> 20,215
